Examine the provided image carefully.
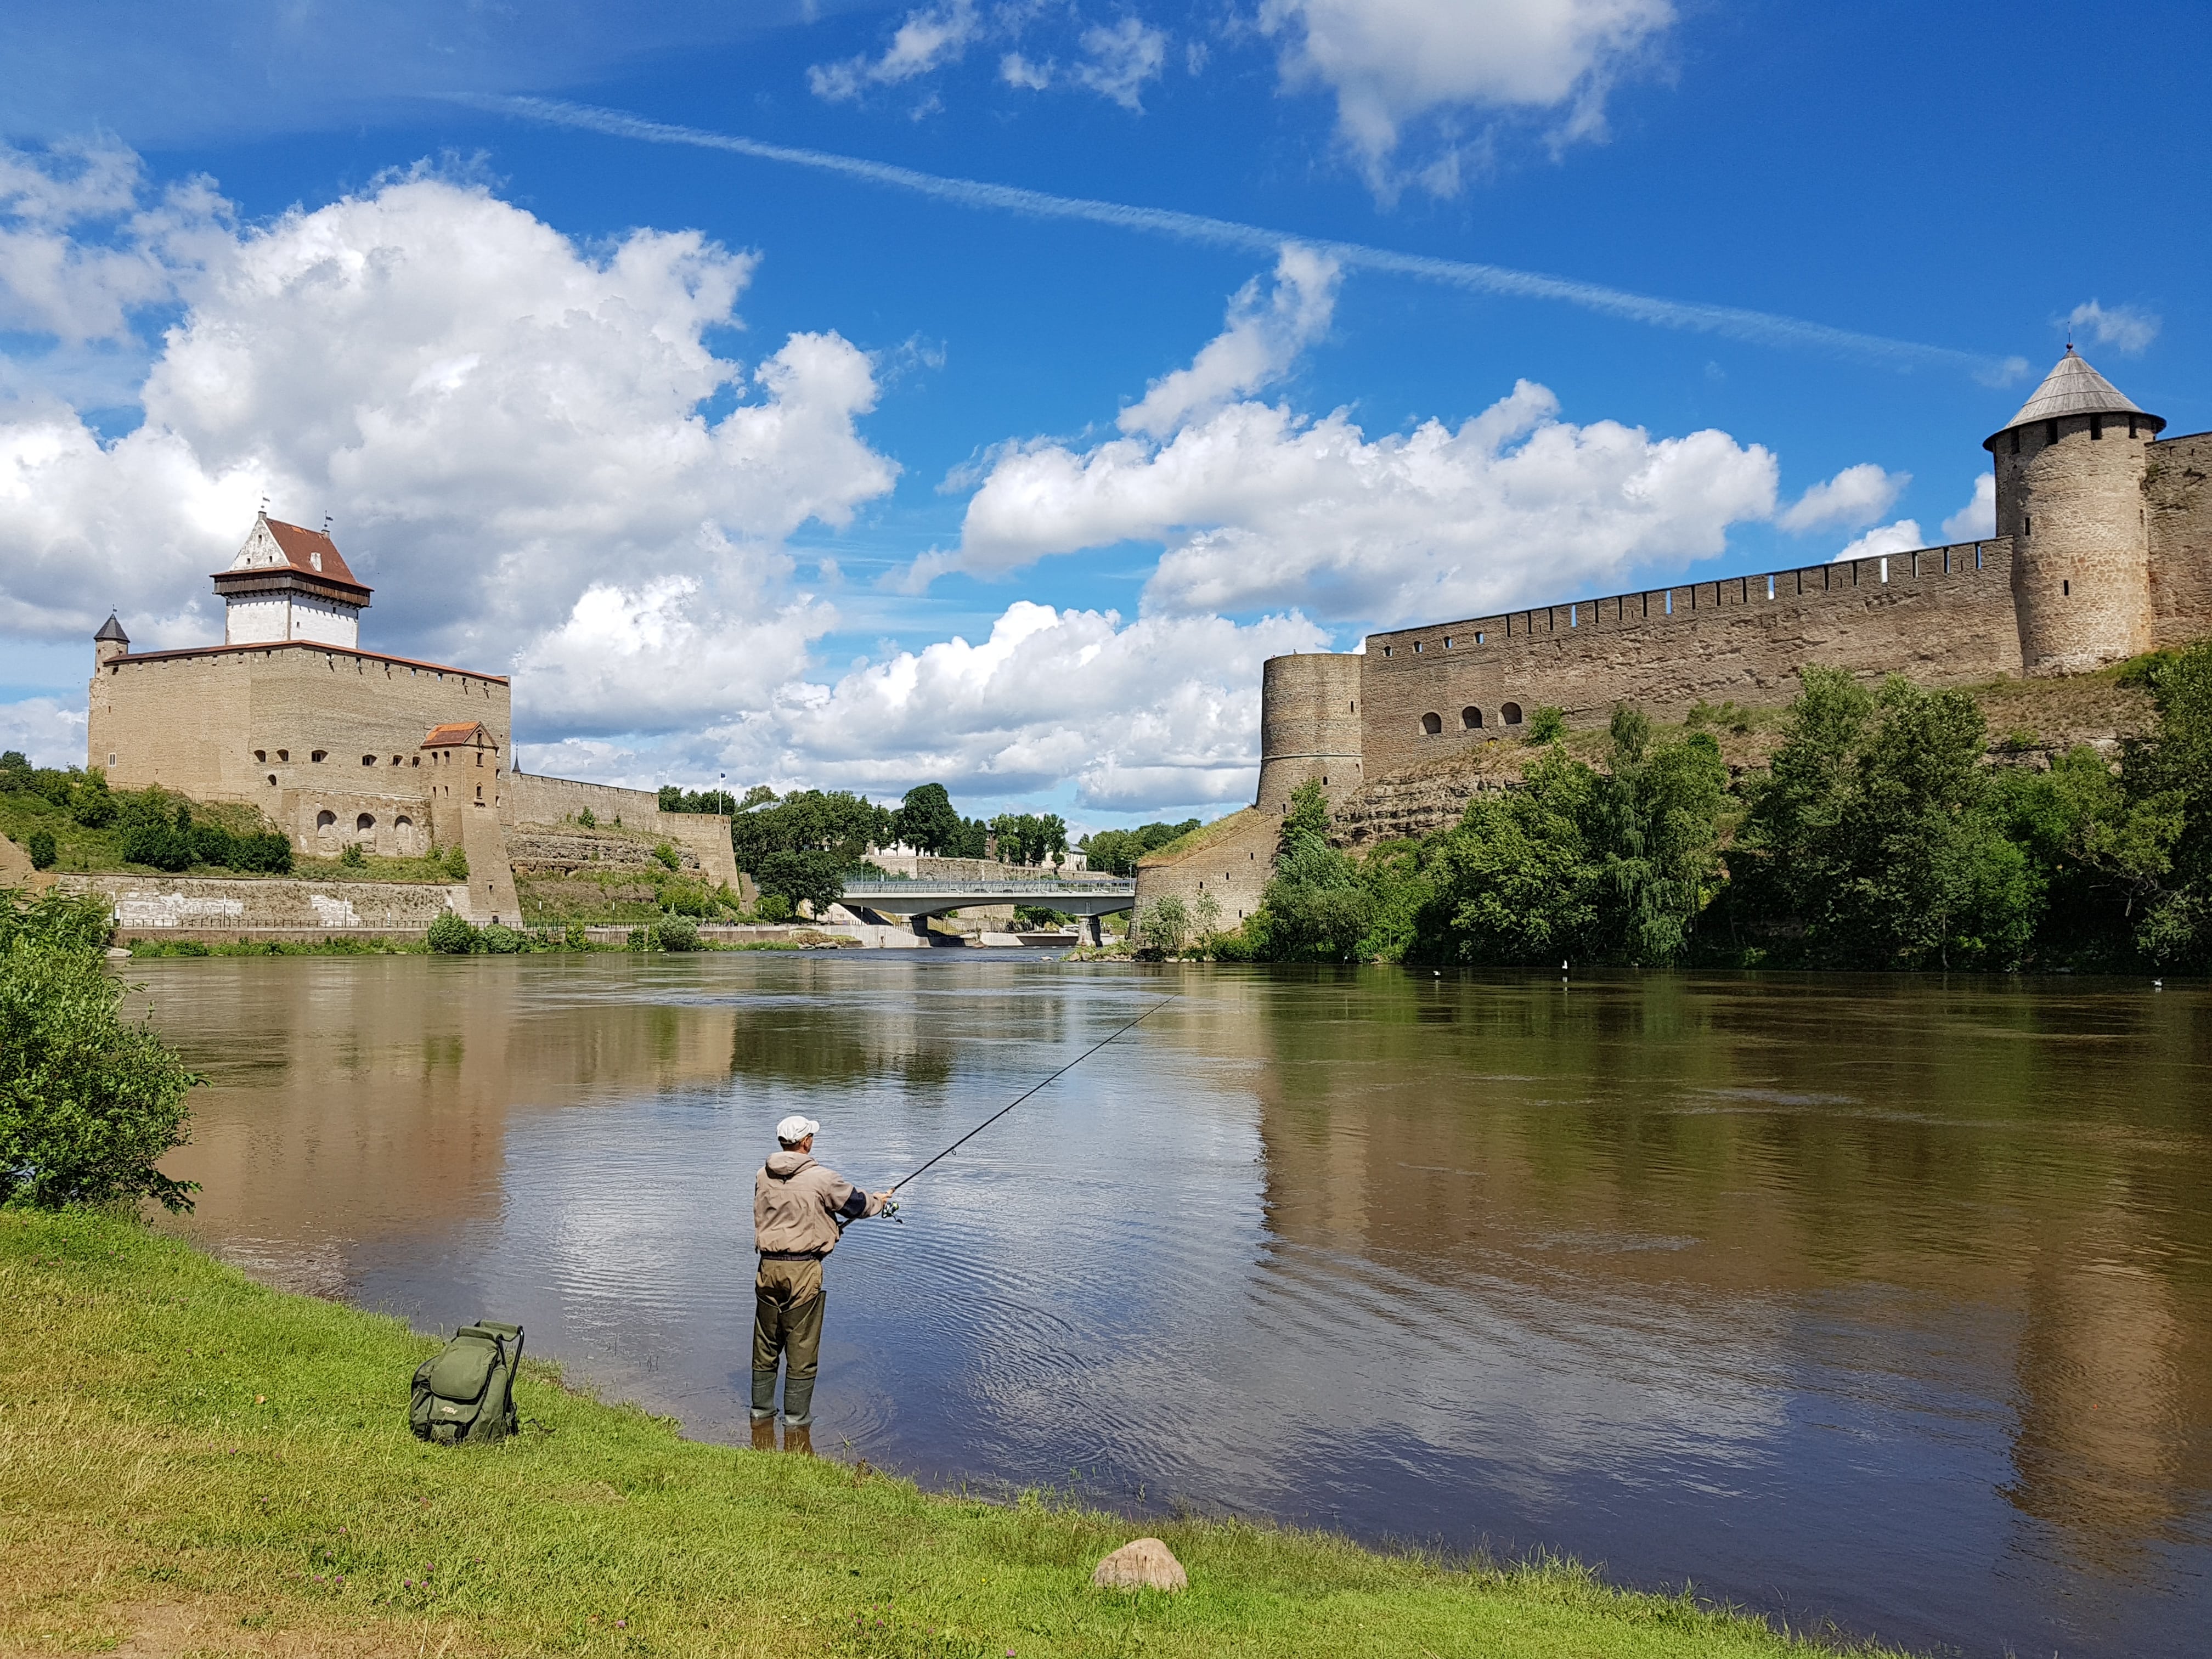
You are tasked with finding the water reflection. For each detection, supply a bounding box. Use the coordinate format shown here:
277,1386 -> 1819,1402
135,958 -> 2212,1659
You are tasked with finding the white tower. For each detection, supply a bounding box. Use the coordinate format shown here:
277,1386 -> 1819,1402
214,514 -> 372,648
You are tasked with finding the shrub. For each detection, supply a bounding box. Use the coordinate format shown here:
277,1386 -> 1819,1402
564,921 -> 588,950
426,911 -> 478,955
1524,706 -> 1567,744
652,841 -> 681,871
657,915 -> 701,951
69,777 -> 117,828
478,923 -> 525,954
625,926 -> 651,951
0,929 -> 201,1212
754,893 -> 793,924
1131,896 -> 1192,958
578,807 -> 596,828
25,830 -> 56,871
1,889 -> 114,955
441,845 -> 469,881
337,842 -> 366,868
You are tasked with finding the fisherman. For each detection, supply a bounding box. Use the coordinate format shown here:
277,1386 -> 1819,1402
752,1114 -> 893,1435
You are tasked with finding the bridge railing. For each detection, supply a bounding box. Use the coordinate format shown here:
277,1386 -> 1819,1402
841,879 -> 1136,898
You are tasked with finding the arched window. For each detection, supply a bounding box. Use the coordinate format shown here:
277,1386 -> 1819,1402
1502,702 -> 1524,726
1420,712 -> 1443,736
315,810 -> 337,836
356,813 -> 375,832
394,815 -> 415,852
1461,707 -> 1483,729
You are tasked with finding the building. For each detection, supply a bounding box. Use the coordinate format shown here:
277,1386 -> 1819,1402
88,513 -> 741,919
1137,349 -> 2212,915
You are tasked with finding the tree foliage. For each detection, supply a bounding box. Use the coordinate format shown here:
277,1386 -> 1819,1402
988,812 -> 1068,867
0,887 -> 200,1212
729,789 -> 893,910
1079,819 -> 1201,877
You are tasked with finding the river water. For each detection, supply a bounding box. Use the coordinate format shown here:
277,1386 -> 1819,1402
134,956 -> 2211,1658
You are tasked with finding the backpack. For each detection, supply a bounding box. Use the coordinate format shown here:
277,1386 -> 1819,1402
410,1320 -> 523,1445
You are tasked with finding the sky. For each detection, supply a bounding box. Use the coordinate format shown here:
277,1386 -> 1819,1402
1,1 -> 2205,832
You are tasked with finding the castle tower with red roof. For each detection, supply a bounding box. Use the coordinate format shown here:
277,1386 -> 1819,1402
216,514 -> 373,650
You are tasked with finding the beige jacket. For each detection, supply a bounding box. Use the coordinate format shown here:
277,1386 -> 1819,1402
754,1150 -> 884,1257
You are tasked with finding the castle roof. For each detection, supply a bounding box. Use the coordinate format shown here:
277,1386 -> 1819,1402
1986,348 -> 2164,448
421,721 -> 496,749
213,514 -> 371,602
94,612 -> 129,644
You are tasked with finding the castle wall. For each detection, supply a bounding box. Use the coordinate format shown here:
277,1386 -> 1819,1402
2147,431 -> 2212,650
57,873 -> 467,933
1358,540 -> 2022,778
1132,806 -> 1278,926
1255,652 -> 1365,816
504,771 -> 742,891
1996,413 -> 2157,673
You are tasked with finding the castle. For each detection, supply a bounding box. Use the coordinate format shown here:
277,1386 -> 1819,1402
1137,348 -> 2212,917
87,514 -> 741,920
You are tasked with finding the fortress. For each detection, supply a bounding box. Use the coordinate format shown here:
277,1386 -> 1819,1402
86,514 -> 740,921
1138,348 -> 2212,917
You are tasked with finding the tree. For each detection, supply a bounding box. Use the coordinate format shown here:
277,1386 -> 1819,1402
1132,896 -> 1192,957
0,888 -> 200,1212
988,811 -> 1069,867
1077,819 -> 1200,877
892,784 -> 967,855
2116,641 -> 2212,967
1423,747 -> 1600,965
1247,781 -> 1372,960
26,829 -> 55,871
729,789 -> 893,910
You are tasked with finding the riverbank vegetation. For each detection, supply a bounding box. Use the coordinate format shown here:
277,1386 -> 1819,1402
0,1207 -> 1891,1659
1,755 -> 292,877
1187,643 -> 2212,973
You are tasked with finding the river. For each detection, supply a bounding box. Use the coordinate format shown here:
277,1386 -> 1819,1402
133,955 -> 2212,1658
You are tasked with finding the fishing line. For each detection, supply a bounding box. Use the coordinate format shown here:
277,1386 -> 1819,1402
889,992 -> 1177,1197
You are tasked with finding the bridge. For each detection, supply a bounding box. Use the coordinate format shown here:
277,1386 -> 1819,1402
837,878 -> 1137,945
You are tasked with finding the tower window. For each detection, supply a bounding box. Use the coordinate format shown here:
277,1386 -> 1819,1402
277,749 -> 289,762
1419,712 -> 1442,736
1462,707 -> 1483,730
1412,640 -> 1423,653
311,750 -> 325,763
2128,415 -> 2138,438
2023,516 -> 2031,537
361,754 -> 375,766
1501,702 -> 1524,726
2091,415 -> 2103,439
2010,430 -> 2019,455
2046,420 -> 2059,447
2063,580 -> 2070,596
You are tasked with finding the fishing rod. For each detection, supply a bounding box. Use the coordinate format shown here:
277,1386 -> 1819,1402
865,992 -> 1177,1220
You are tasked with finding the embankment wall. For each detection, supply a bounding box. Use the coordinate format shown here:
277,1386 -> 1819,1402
58,873 -> 466,935
2148,431 -> 2212,650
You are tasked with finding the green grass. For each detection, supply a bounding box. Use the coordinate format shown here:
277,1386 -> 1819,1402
0,1208 -> 1897,1658
0,790 -> 275,879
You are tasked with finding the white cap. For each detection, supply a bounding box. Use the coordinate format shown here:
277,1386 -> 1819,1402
775,1114 -> 819,1146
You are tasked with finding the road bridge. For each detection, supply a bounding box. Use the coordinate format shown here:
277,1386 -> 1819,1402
837,878 -> 1136,946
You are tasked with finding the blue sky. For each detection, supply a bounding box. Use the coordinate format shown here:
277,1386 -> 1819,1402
2,1 -> 2204,830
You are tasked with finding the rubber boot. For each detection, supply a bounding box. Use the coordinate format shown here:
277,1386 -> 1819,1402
781,1374 -> 816,1429
749,1369 -> 778,1423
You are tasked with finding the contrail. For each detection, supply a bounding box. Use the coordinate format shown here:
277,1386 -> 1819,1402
478,95 -> 2025,382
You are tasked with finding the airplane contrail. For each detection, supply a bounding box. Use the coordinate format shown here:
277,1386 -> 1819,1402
478,95 -> 2027,383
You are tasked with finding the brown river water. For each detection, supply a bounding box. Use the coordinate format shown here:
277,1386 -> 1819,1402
132,955 -> 2212,1658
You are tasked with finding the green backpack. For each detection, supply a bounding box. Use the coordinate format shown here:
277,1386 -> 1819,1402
410,1321 -> 523,1445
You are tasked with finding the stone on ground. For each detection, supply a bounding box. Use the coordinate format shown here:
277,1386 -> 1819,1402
1091,1537 -> 1187,1592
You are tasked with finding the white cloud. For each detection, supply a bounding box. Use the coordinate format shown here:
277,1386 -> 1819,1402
809,1 -> 983,101
1832,519 -> 1925,563
0,162 -> 899,742
1777,461 -> 1908,534
2066,299 -> 2160,358
1072,18 -> 1169,111
1939,473 -> 1995,543
1119,245 -> 1338,438
1258,0 -> 1677,195
0,696 -> 86,769
746,600 -> 1330,807
1000,51 -> 1054,91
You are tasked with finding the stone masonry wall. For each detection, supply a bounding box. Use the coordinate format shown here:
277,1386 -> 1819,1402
2148,431 -> 2212,650
503,772 -> 741,891
1132,808 -> 1277,926
1359,540 -> 2022,779
59,873 -> 466,935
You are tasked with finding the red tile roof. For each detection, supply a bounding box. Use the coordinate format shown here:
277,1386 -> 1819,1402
263,518 -> 366,588
100,639 -> 507,684
421,721 -> 495,749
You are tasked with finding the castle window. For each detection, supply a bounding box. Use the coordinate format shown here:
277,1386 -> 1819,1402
356,813 -> 375,833
2091,414 -> 2103,440
311,750 -> 325,763
2010,430 -> 2020,455
1767,575 -> 1776,599
254,749 -> 266,763
1412,640 -> 1423,652
2128,415 -> 2138,438
411,755 -> 421,766
2063,580 -> 2070,597
1502,702 -> 1524,726
362,754 -> 375,766
267,775 -> 276,787
391,755 -> 401,766
1381,645 -> 1392,657
2046,419 -> 2059,447
1348,700 -> 1356,712
1462,707 -> 1483,730
1420,712 -> 1443,736
1475,631 -> 1485,644
1443,636 -> 1452,648
316,810 -> 336,836
2023,516 -> 2031,537
278,749 -> 289,762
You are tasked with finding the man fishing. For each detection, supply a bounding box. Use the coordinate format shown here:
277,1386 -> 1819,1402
752,1114 -> 893,1436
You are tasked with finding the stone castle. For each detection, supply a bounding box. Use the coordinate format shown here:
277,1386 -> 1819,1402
1137,348 -> 2212,918
87,514 -> 740,921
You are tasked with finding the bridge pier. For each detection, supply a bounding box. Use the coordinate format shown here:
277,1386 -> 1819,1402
1085,914 -> 1103,947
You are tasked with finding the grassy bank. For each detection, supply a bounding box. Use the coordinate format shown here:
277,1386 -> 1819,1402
0,1209 -> 1889,1658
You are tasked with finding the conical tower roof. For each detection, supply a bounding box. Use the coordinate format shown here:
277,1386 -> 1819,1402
94,611 -> 129,644
1985,347 -> 2163,449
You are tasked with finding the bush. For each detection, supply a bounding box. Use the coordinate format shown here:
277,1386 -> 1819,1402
657,915 -> 701,951
1524,705 -> 1567,744
578,807 -> 596,829
426,911 -> 479,955
337,842 -> 366,868
755,893 -> 793,924
1131,896 -> 1192,958
441,845 -> 470,881
564,922 -> 588,950
25,829 -> 56,871
625,926 -> 651,951
478,923 -> 525,955
1,889 -> 114,955
0,923 -> 201,1212
652,841 -> 681,872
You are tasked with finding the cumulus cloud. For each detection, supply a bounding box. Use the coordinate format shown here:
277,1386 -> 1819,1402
809,0 -> 983,102
919,258 -> 1777,625
2066,299 -> 2160,357
746,601 -> 1330,806
1776,461 -> 1908,534
1072,18 -> 1169,111
1940,473 -> 1996,543
1000,51 -> 1054,91
1119,245 -> 1338,438
0,696 -> 85,769
1258,0 -> 1677,195
0,157 -> 898,741
1832,519 -> 1925,563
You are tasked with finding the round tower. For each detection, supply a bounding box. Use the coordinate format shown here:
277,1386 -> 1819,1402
93,611 -> 129,668
1986,347 -> 2164,675
1255,653 -> 1363,814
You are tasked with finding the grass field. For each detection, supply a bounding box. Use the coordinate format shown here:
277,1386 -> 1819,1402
0,1207 -> 1898,1658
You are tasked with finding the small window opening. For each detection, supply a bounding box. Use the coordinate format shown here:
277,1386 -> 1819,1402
1419,712 -> 1442,736
1880,556 -> 1889,584
1767,574 -> 1776,599
1381,645 -> 1392,658
2046,419 -> 2059,447
362,753 -> 375,766
2128,415 -> 2138,438
1442,636 -> 1452,648
277,749 -> 289,762
2010,430 -> 2020,455
356,813 -> 375,832
267,774 -> 276,787
254,749 -> 266,763
1462,707 -> 1483,730
2091,414 -> 2104,440
311,749 -> 326,763
2063,579 -> 2070,596
411,755 -> 421,767
1413,640 -> 1423,653
2023,516 -> 2031,537
1502,702 -> 1524,726
1475,630 -> 1485,644
315,810 -> 336,834
1569,605 -> 1578,629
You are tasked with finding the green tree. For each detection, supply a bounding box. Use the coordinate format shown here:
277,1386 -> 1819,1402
1423,747 -> 1600,966
1077,819 -> 1201,877
1581,707 -> 1727,964
26,829 -> 56,871
988,812 -> 1069,867
2117,641 -> 2212,967
0,888 -> 200,1212
1246,781 -> 1372,962
426,911 -> 479,955
891,783 -> 967,855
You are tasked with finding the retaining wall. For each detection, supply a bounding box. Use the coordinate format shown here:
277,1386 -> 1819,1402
59,873 -> 466,934
2148,431 -> 2212,650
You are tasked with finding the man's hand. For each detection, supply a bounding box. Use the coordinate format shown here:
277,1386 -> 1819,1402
872,1189 -> 895,1206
